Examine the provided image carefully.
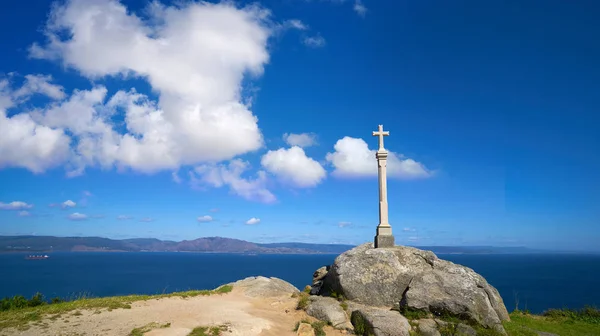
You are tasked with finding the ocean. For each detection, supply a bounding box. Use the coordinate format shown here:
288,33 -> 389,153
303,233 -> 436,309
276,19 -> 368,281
1,252 -> 598,314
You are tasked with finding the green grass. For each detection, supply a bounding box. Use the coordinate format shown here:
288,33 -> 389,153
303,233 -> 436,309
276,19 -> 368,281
187,324 -> 229,336
503,310 -> 600,336
296,292 -> 309,310
129,322 -> 171,336
311,320 -> 327,336
0,285 -> 232,331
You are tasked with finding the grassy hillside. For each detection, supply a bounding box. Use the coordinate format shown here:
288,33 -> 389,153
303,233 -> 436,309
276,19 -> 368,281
503,308 -> 600,336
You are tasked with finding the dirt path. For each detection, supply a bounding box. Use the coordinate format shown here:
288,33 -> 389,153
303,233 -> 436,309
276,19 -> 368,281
4,285 -> 347,336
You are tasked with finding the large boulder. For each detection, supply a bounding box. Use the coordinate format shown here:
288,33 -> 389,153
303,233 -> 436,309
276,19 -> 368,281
229,276 -> 299,298
351,307 -> 410,336
306,296 -> 352,330
321,243 -> 509,330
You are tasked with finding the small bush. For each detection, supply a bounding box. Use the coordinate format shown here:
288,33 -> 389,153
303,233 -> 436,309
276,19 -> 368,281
543,306 -> 600,324
311,321 -> 327,336
303,285 -> 311,293
351,311 -> 374,336
296,293 -> 309,310
340,301 -> 348,311
438,322 -> 459,336
399,306 -> 429,320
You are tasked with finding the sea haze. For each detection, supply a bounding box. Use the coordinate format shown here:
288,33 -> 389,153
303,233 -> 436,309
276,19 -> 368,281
1,252 -> 599,314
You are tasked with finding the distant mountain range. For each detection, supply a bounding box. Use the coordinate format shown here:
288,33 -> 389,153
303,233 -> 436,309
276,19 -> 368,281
0,235 -> 550,254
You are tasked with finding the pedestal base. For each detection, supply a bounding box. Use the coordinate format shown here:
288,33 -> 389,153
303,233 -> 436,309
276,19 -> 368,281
374,234 -> 395,248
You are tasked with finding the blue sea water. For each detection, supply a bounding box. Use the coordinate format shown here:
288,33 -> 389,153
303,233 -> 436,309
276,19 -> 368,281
1,252 -> 598,314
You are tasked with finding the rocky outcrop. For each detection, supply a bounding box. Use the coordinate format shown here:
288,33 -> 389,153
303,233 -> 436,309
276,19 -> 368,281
315,243 -> 509,331
351,307 -> 410,336
310,266 -> 329,295
306,296 -> 352,330
229,276 -> 299,298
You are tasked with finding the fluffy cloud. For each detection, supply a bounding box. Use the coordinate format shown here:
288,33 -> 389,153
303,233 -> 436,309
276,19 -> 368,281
261,146 -> 326,187
139,217 -> 154,222
12,74 -> 66,101
68,212 -> 87,221
338,221 -> 352,228
0,77 -> 71,173
18,211 -> 32,217
303,35 -> 326,48
2,0 -> 277,175
325,137 -> 431,179
62,200 -> 76,208
283,132 -> 317,147
246,217 -> 261,225
192,159 -> 275,203
117,215 -> 133,220
0,201 -> 33,210
197,215 -> 213,223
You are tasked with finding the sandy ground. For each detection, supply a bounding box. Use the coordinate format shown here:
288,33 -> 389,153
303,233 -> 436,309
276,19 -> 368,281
2,286 -> 348,336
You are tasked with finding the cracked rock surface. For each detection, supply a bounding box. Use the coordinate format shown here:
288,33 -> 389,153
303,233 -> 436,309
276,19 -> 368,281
320,243 -> 510,331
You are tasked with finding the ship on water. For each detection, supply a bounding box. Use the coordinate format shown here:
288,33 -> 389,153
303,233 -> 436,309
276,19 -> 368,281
25,255 -> 49,260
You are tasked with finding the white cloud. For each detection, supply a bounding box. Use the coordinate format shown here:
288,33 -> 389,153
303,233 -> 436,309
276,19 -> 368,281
172,171 -> 182,184
325,137 -> 431,179
82,190 -> 93,197
282,132 -> 317,147
197,215 -> 213,223
10,0 -> 275,175
62,200 -> 76,208
13,74 -> 66,101
246,217 -> 261,225
403,227 -> 416,232
0,108 -> 71,174
284,19 -> 308,30
18,211 -> 32,217
192,159 -> 275,203
303,35 -> 326,48
139,217 -> 154,222
353,0 -> 367,17
408,236 -> 419,242
338,221 -> 352,228
0,201 -> 33,210
68,212 -> 87,221
261,146 -> 326,188
117,215 -> 133,220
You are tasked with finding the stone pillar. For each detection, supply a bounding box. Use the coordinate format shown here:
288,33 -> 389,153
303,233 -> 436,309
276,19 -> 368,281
373,126 -> 394,248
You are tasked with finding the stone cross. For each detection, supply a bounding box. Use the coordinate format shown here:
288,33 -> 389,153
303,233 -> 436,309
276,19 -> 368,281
372,124 -> 389,151
372,124 -> 395,248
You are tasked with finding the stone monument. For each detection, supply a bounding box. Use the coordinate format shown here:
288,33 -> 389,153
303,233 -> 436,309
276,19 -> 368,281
372,124 -> 395,248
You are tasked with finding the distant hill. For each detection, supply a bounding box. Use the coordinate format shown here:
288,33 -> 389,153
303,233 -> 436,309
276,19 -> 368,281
0,235 -> 547,254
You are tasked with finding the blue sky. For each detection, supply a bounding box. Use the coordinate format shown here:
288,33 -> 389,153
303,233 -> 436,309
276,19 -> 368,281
0,0 -> 598,251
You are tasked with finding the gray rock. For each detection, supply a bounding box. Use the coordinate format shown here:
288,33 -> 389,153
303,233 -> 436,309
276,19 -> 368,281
310,266 -> 329,295
456,323 -> 477,336
306,296 -> 352,330
229,276 -> 299,297
322,243 -> 509,331
313,266 -> 329,283
535,332 -> 559,336
416,319 -> 440,336
351,307 -> 410,336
